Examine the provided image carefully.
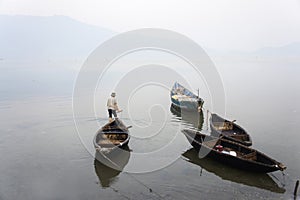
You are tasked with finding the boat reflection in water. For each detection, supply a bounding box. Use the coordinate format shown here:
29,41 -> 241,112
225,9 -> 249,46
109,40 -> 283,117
170,104 -> 204,130
94,146 -> 130,188
182,148 -> 285,193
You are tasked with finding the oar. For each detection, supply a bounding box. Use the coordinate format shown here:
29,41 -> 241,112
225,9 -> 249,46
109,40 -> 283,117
117,109 -> 123,119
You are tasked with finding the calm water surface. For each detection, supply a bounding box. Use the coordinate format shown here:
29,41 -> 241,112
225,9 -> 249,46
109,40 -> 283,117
0,60 -> 299,200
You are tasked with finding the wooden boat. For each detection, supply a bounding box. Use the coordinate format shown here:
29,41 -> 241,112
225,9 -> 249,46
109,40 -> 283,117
182,148 -> 285,193
210,113 -> 252,146
182,129 -> 286,173
170,82 -> 204,111
170,104 -> 204,130
93,118 -> 131,154
94,146 -> 130,188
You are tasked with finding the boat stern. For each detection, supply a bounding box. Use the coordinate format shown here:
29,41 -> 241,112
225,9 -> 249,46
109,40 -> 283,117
277,163 -> 287,171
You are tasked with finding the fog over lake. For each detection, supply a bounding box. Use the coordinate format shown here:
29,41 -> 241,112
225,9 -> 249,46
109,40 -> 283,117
0,15 -> 299,200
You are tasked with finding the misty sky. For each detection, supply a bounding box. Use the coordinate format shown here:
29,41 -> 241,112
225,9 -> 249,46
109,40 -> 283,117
0,0 -> 300,51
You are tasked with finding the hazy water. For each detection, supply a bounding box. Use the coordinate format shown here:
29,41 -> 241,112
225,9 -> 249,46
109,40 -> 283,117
0,59 -> 300,200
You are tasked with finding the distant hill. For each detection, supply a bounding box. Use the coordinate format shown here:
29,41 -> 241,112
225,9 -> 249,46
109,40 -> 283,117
0,15 -> 114,61
0,15 -> 299,62
205,42 -> 300,60
253,42 -> 300,57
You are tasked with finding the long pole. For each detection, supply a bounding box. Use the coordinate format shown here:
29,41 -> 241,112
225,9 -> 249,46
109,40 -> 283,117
206,110 -> 209,130
294,180 -> 299,198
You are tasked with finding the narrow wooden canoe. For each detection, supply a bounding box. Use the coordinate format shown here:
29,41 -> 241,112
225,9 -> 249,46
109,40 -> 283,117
210,113 -> 252,146
182,129 -> 286,173
170,82 -> 204,111
93,118 -> 130,154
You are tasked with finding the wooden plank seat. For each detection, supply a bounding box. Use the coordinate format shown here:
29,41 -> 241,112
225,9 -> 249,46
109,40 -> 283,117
102,133 -> 127,140
241,151 -> 257,160
103,131 -> 126,134
98,139 -> 123,145
213,122 -> 233,131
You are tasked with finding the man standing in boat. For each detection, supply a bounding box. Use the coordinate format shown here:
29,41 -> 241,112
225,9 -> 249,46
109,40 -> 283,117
107,92 -> 122,122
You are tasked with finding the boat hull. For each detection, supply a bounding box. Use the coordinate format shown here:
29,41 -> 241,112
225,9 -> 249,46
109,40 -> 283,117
170,82 -> 204,111
94,118 -> 130,155
210,113 -> 252,146
171,94 -> 200,111
182,129 -> 285,173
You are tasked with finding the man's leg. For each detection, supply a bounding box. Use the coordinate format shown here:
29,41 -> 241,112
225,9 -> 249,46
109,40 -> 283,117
108,109 -> 113,122
112,110 -> 117,118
